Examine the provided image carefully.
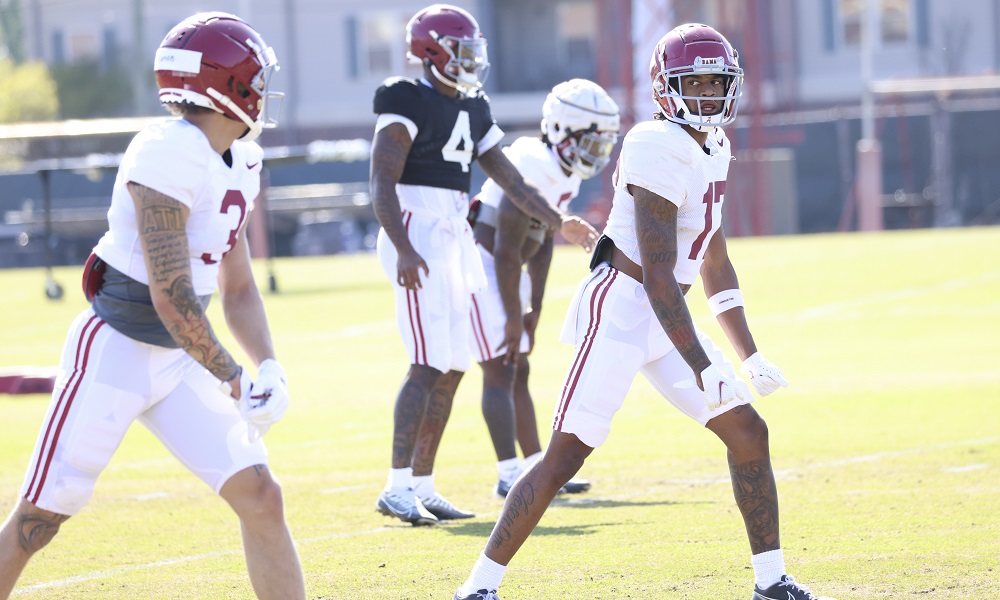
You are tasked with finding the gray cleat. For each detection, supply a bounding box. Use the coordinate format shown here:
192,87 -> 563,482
375,488 -> 437,526
419,492 -> 475,520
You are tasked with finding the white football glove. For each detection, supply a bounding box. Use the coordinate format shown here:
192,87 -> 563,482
238,359 -> 290,442
700,363 -> 749,411
740,352 -> 789,397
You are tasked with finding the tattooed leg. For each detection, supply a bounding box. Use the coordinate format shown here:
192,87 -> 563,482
412,370 -> 462,476
0,500 -> 70,597
392,364 -> 442,469
484,431 -> 592,565
708,405 -> 780,554
730,453 -> 780,553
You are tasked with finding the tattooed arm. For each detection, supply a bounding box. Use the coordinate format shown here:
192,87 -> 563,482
701,228 -> 756,360
631,184 -> 712,378
493,195 -> 532,363
523,232 -> 554,353
129,182 -> 241,389
479,146 -> 598,251
370,122 -> 427,290
217,222 -> 276,367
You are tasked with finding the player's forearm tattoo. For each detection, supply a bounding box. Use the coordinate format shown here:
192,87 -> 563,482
729,456 -> 781,554
480,151 -> 561,228
17,511 -> 69,554
370,128 -> 413,249
489,483 -> 536,551
132,183 -> 239,384
640,196 -> 710,372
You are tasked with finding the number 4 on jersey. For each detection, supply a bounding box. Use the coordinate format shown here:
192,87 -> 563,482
442,110 -> 473,172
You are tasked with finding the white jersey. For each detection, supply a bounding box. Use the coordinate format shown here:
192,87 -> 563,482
477,136 -> 580,213
95,118 -> 263,296
603,120 -> 731,285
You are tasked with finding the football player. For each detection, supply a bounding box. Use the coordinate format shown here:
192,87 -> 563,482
453,24 -> 836,600
371,4 -> 599,526
0,14 -> 305,599
462,79 -> 620,497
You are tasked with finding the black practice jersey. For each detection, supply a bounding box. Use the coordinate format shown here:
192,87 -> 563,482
373,77 -> 497,193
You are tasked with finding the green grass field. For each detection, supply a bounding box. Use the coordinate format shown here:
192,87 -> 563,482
1,227 -> 998,599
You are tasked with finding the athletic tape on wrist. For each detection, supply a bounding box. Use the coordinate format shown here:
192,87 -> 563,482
707,289 -> 744,317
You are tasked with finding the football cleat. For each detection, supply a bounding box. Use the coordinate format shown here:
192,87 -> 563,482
419,492 -> 475,520
752,575 -> 836,600
560,478 -> 592,494
494,478 -> 592,498
375,489 -> 437,526
453,589 -> 501,600
493,479 -> 515,498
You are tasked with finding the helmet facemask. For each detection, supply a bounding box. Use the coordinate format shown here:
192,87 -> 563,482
428,34 -> 490,93
554,128 -> 618,179
653,56 -> 743,132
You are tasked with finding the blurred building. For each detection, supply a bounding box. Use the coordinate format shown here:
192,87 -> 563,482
3,0 -> 1000,267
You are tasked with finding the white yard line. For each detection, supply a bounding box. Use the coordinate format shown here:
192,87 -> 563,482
15,436 -> 997,594
797,270 -> 1000,321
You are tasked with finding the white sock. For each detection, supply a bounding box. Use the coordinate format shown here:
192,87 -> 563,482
386,467 -> 412,491
523,451 -> 543,468
457,552 -> 507,596
496,457 -> 522,483
751,548 -> 785,589
412,474 -> 434,499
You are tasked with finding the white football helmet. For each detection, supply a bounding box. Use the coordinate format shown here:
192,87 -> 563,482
541,79 -> 620,179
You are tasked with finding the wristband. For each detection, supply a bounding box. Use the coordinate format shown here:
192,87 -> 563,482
707,289 -> 744,317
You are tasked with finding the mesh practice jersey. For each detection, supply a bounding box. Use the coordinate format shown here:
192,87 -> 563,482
374,77 -> 499,193
94,118 -> 263,297
603,120 -> 731,285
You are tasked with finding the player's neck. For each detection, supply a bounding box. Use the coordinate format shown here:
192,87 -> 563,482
184,112 -> 245,155
681,124 -> 710,148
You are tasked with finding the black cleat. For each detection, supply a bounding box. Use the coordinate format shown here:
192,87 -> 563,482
752,575 -> 836,600
560,478 -> 591,494
453,589 -> 500,600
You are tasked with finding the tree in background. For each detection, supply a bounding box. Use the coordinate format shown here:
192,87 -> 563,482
0,59 -> 59,122
50,60 -> 133,119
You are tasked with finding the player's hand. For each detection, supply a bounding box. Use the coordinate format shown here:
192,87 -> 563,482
697,363 -> 749,411
522,309 -> 540,354
396,248 -> 429,290
740,352 -> 789,396
494,316 -> 523,365
238,359 -> 290,442
559,216 -> 599,252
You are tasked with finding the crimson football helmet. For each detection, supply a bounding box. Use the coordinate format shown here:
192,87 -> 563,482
541,79 -> 620,179
154,12 -> 283,141
406,4 -> 490,93
649,23 -> 743,131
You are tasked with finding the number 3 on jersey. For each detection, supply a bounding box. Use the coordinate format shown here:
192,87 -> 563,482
442,110 -> 473,172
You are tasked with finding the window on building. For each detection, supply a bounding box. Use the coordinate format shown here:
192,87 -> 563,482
841,0 -> 862,45
881,0 -> 911,42
839,0 -> 912,46
352,11 -> 413,79
556,0 -> 595,77
68,30 -> 98,62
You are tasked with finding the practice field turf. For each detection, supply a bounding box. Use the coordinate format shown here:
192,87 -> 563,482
0,226 -> 997,599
